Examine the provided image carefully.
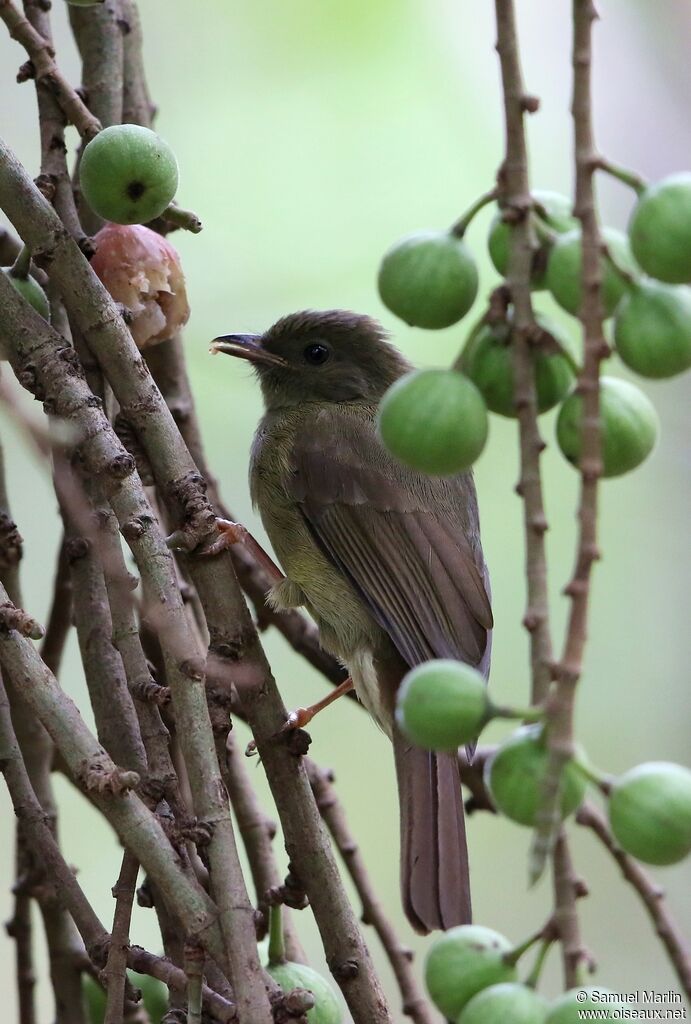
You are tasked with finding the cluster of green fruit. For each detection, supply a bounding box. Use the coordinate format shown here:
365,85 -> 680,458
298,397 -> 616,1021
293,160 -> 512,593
3,123 -> 180,326
425,924 -> 628,1023
376,176 -> 691,478
397,660 -> 691,865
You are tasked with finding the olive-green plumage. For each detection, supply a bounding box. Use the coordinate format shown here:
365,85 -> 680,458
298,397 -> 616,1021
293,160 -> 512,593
214,310 -> 492,933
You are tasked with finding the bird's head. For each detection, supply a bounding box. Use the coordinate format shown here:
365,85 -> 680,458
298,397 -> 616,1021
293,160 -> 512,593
211,309 -> 410,410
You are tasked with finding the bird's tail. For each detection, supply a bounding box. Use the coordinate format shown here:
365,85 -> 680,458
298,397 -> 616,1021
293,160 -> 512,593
393,728 -> 471,934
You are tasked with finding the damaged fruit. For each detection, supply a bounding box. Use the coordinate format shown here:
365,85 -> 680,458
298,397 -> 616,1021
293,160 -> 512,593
90,223 -> 190,349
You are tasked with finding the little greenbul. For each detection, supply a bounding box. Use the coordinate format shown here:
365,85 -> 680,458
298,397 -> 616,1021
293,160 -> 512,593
212,309 -> 492,934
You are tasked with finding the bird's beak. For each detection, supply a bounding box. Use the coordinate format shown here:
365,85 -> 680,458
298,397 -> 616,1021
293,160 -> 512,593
209,334 -> 288,368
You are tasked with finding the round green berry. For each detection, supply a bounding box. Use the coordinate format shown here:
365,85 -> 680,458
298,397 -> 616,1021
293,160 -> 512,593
556,376 -> 659,478
546,227 -> 637,318
395,660 -> 490,750
267,962 -> 342,1024
4,269 -> 50,321
484,725 -> 587,827
425,925 -> 517,1020
378,231 -> 479,329
546,989 -> 626,1024
608,762 -> 691,866
458,983 -> 549,1024
628,173 -> 691,284
614,279 -> 691,378
488,190 -> 576,289
79,124 -> 179,225
460,315 -> 575,417
378,369 -> 488,476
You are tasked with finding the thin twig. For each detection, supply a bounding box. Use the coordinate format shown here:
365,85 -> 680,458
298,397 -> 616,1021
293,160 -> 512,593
493,0 -> 554,709
0,0 -> 100,139
306,760 -> 435,1024
577,802 -> 691,999
220,729 -> 307,963
104,852 -> 140,1024
530,0 -> 608,887
552,833 -> 589,988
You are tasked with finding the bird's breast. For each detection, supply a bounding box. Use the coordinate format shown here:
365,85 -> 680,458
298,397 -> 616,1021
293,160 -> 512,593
249,413 -> 383,667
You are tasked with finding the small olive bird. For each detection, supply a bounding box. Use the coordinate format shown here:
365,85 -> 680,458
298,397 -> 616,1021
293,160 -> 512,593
212,310 -> 492,934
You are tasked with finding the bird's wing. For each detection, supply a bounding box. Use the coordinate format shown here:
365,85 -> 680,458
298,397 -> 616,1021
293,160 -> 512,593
288,407 -> 492,668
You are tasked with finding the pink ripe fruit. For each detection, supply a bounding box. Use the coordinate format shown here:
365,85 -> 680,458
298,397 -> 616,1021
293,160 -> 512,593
90,223 -> 190,349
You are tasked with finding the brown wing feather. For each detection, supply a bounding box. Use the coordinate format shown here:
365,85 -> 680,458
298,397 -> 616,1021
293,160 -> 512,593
289,407 -> 492,670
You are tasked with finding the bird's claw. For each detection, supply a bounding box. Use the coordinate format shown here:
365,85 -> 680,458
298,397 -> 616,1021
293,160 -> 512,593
198,518 -> 246,557
280,708 -> 312,733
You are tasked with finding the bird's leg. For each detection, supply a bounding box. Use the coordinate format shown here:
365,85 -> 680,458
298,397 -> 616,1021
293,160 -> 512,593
201,518 -> 285,581
280,677 -> 355,733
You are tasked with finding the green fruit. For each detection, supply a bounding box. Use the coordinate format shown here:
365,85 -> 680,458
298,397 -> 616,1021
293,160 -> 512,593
378,369 -> 488,475
614,279 -> 691,378
546,227 -> 637,317
460,315 -> 575,417
4,270 -> 50,320
546,988 -> 626,1023
484,725 -> 587,827
488,190 -> 576,289
458,983 -> 549,1024
267,962 -> 342,1024
79,124 -> 179,225
608,762 -> 691,866
395,660 -> 490,750
628,173 -> 691,283
556,376 -> 659,478
378,231 -> 479,329
425,925 -> 517,1019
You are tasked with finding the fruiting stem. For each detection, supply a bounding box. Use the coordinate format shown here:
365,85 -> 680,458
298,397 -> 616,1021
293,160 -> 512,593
572,756 -> 612,794
602,244 -> 637,290
267,903 -> 286,965
595,157 -> 647,196
450,188 -> 499,237
532,214 -> 558,245
160,203 -> 203,234
9,245 -> 31,280
503,925 -> 545,967
524,935 -> 554,989
491,702 -> 544,723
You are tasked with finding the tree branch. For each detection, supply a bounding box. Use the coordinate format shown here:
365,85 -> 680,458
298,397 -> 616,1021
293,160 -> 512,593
306,759 -> 435,1024
576,802 -> 691,1000
530,0 -> 608,890
493,0 -> 554,708
0,0 -> 100,139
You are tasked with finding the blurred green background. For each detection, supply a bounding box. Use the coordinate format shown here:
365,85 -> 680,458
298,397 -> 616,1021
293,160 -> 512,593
1,1 -> 690,1019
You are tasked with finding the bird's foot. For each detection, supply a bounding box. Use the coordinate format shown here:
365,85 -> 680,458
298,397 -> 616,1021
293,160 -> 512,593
199,517 -> 286,582
279,706 -> 317,733
278,678 -> 355,736
198,518 -> 247,557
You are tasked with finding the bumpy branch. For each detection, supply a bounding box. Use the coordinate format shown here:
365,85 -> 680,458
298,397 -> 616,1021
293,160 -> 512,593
0,0 -> 100,139
576,803 -> 691,1000
0,140 -> 390,1023
530,0 -> 608,909
493,0 -> 554,708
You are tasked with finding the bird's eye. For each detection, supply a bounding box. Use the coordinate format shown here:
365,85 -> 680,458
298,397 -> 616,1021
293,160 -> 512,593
303,343 -> 330,365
